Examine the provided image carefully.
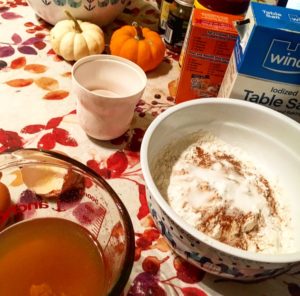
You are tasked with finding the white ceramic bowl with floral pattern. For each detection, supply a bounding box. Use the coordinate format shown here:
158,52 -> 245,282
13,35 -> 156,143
27,0 -> 129,26
140,98 -> 300,281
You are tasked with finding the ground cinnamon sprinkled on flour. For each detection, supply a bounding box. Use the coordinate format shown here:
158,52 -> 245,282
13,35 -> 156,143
153,130 -> 294,254
195,147 -> 213,167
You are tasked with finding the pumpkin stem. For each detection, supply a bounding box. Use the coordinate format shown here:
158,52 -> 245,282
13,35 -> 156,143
132,22 -> 145,41
64,10 -> 82,33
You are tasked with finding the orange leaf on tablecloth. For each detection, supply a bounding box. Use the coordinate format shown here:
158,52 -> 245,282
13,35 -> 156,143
6,78 -> 33,87
168,79 -> 178,97
10,56 -> 26,69
141,215 -> 156,228
26,29 -> 36,34
47,49 -> 55,55
35,77 -> 58,90
43,90 -> 69,100
24,22 -> 34,27
151,237 -> 171,252
61,72 -> 71,77
25,64 -> 47,73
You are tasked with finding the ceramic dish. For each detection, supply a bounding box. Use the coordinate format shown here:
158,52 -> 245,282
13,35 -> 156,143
140,98 -> 300,281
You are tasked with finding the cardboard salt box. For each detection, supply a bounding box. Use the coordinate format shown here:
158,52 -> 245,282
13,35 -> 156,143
218,2 -> 300,122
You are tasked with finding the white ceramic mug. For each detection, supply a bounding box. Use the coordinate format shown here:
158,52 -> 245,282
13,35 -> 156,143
72,54 -> 147,140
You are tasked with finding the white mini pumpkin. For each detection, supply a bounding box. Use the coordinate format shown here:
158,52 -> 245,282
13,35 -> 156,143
50,11 -> 105,61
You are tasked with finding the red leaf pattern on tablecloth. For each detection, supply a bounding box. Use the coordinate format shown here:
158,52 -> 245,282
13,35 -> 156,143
86,149 -> 149,220
181,287 -> 208,296
22,37 -> 43,45
0,129 -> 24,152
174,256 -> 206,284
33,41 -> 46,50
86,159 -> 103,176
37,132 -> 56,150
35,33 -> 46,39
18,45 -> 37,55
21,124 -> 45,134
135,227 -> 162,262
18,113 -> 78,150
87,150 -> 141,180
142,256 -> 162,275
107,151 -> 128,178
126,150 -> 140,168
137,184 -> 149,220
1,11 -> 22,19
11,33 -> 22,44
52,128 -> 78,147
10,56 -> 26,69
0,45 -> 15,58
136,229 -> 161,249
45,116 -> 63,129
127,272 -> 167,296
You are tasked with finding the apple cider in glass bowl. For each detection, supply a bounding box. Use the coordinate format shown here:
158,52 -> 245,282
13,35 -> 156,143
0,149 -> 135,296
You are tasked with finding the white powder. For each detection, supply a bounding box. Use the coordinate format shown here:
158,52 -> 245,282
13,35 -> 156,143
153,130 -> 295,254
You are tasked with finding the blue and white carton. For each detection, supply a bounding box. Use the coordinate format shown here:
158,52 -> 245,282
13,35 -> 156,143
218,2 -> 300,122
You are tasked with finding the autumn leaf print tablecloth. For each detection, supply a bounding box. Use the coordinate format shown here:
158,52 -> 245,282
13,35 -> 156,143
0,0 -> 299,295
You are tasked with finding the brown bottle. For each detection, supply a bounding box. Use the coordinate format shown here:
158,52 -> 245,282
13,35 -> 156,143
163,0 -> 193,53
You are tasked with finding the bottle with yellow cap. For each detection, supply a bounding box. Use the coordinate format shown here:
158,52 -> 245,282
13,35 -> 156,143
159,0 -> 173,33
163,0 -> 194,53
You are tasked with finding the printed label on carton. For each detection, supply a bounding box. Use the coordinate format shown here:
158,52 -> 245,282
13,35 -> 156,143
263,40 -> 300,75
219,56 -> 300,121
175,9 -> 243,104
218,2 -> 300,122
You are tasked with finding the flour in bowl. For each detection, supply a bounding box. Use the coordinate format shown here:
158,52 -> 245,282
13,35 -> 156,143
153,130 -> 294,254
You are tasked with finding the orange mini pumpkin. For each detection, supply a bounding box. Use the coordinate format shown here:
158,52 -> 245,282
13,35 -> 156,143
110,22 -> 166,72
